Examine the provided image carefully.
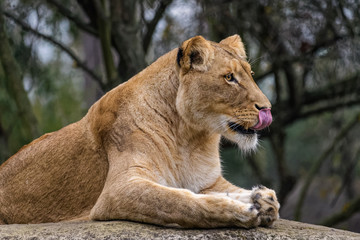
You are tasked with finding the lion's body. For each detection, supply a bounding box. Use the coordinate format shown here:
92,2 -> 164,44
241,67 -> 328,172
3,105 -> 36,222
0,116 -> 108,223
0,35 -> 279,228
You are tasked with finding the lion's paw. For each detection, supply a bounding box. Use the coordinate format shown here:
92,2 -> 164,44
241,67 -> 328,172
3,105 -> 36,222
233,202 -> 261,229
251,185 -> 280,227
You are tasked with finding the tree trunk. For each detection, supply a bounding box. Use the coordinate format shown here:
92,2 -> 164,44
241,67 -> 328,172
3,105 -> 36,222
81,32 -> 104,108
110,0 -> 147,85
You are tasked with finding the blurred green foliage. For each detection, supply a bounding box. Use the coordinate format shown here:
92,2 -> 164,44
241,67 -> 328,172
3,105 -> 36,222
0,23 -> 84,163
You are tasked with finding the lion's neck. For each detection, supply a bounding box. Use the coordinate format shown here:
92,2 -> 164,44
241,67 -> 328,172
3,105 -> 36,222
135,49 -> 219,142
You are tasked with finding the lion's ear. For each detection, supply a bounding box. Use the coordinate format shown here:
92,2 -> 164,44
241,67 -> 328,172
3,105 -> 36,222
220,34 -> 247,59
177,36 -> 214,72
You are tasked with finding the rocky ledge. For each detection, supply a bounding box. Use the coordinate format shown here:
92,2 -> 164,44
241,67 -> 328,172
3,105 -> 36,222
0,219 -> 359,239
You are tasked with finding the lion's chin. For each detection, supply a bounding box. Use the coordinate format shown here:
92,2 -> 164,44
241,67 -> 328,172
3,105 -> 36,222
222,130 -> 258,152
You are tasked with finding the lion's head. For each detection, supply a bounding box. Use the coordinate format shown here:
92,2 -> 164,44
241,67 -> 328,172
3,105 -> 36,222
175,35 -> 272,150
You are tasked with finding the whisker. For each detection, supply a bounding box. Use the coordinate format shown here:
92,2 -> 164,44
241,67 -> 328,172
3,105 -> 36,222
248,56 -> 264,66
212,119 -> 230,134
211,117 -> 235,135
208,114 -> 256,136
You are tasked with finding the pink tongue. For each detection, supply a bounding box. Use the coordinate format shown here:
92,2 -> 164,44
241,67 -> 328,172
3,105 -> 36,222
251,108 -> 272,130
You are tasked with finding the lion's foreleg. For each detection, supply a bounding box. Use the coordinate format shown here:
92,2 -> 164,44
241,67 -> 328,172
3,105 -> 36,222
90,176 -> 261,228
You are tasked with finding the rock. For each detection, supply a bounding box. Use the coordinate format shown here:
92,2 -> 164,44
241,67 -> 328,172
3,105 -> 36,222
0,219 -> 359,240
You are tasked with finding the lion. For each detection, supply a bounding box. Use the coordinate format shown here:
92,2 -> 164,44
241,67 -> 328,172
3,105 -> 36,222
0,35 -> 279,228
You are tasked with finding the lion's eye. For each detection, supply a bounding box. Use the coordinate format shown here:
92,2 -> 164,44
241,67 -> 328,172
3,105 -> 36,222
224,73 -> 236,82
251,71 -> 255,76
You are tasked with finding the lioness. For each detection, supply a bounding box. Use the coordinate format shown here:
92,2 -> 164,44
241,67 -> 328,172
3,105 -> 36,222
0,35 -> 279,228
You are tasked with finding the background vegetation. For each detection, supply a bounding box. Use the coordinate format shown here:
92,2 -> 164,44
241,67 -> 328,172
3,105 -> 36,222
0,0 -> 359,232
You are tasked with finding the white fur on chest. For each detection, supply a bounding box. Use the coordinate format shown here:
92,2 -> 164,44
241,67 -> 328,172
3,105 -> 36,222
158,146 -> 221,193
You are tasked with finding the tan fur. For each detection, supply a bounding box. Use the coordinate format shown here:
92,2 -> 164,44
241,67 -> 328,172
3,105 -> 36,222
0,35 -> 279,228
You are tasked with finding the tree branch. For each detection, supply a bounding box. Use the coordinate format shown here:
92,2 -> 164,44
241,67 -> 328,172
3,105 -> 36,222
302,74 -> 360,106
45,0 -> 98,36
294,112 -> 360,221
321,196 -> 360,227
337,0 -> 355,37
274,74 -> 360,126
296,98 -> 360,122
142,0 -> 173,53
2,10 -> 105,90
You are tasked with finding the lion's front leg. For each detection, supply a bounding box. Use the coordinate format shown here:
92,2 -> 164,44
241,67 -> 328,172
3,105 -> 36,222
90,175 -> 261,228
201,177 -> 280,227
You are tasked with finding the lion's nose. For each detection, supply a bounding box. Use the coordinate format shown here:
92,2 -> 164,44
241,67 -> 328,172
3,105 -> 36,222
251,108 -> 272,130
255,104 -> 271,111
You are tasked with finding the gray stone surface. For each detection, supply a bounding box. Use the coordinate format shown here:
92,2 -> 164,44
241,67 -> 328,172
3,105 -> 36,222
0,219 -> 359,239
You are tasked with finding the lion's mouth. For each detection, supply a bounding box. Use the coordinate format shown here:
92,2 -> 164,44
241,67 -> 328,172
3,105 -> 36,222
228,122 -> 256,135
